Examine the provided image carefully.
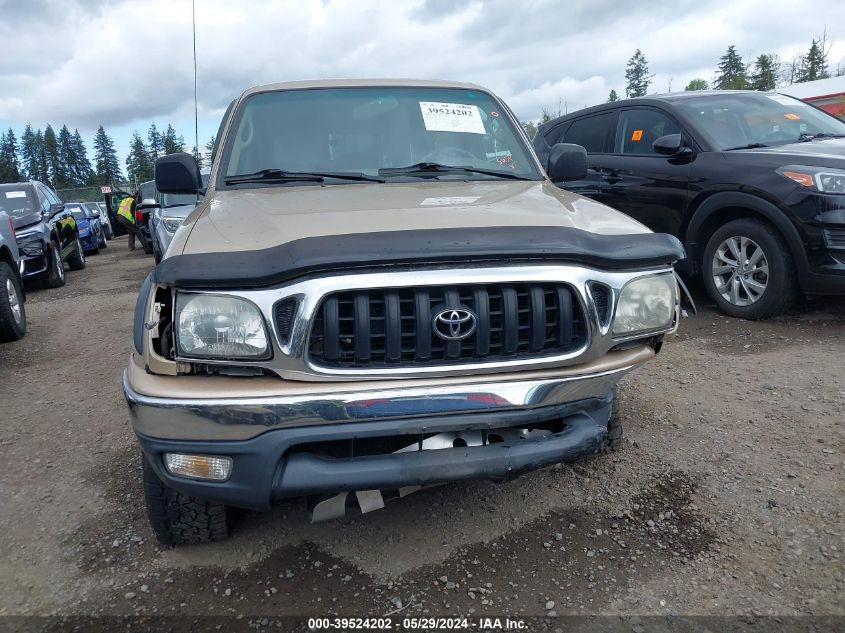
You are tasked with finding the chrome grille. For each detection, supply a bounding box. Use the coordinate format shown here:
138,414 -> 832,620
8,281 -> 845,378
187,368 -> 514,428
308,283 -> 587,368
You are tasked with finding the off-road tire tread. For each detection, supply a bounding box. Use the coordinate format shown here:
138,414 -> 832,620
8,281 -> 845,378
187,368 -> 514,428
701,218 -> 798,319
0,261 -> 26,342
605,387 -> 623,452
142,455 -> 229,545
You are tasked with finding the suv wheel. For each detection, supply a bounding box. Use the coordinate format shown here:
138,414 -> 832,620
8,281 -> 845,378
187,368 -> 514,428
702,218 -> 797,319
44,241 -> 66,288
142,455 -> 230,545
67,236 -> 86,271
0,261 -> 26,342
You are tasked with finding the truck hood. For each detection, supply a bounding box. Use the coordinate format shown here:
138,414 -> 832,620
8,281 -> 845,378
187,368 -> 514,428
731,137 -> 845,167
176,180 -> 650,255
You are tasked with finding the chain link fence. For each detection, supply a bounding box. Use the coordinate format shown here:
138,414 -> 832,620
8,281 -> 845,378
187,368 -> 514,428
54,183 -> 133,203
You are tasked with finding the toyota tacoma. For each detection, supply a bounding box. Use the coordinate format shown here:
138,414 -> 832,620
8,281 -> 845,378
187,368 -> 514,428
124,79 -> 684,544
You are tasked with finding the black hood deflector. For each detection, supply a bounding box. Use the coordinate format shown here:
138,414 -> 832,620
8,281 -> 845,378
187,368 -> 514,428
152,226 -> 685,289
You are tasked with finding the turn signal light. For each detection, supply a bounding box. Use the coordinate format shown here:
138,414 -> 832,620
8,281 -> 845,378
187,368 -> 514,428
164,453 -> 232,481
781,171 -> 814,187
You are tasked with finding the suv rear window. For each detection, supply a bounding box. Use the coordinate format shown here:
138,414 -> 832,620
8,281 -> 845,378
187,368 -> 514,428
614,109 -> 680,154
562,112 -> 614,152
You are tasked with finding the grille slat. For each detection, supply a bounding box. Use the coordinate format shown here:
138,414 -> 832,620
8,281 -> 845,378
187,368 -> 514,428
309,282 -> 586,368
824,227 -> 845,250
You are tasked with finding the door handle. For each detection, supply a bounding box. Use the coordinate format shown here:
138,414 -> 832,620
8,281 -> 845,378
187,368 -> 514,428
601,171 -> 621,184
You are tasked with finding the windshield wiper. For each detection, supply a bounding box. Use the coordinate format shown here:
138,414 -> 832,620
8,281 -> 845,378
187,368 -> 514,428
378,162 -> 530,180
723,142 -> 768,151
225,168 -> 384,185
799,132 -> 845,142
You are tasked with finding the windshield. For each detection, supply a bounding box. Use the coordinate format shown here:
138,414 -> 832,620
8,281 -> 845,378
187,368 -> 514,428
0,186 -> 39,220
221,87 -> 540,185
675,92 -> 845,149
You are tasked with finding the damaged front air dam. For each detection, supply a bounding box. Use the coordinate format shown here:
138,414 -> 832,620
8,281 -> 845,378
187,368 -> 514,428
271,412 -> 606,502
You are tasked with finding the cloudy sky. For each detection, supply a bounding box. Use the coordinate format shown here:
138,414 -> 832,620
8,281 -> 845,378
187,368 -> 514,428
1,0 -> 844,172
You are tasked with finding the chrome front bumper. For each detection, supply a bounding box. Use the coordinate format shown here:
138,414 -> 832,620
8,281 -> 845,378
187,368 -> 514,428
124,347 -> 651,441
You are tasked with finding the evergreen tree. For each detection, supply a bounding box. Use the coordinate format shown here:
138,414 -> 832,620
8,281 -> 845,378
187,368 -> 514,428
748,54 -> 779,91
714,45 -> 748,89
192,146 -> 205,171
43,124 -> 63,187
93,126 -> 122,185
625,49 -> 653,97
162,124 -> 185,155
125,131 -> 153,185
684,78 -> 708,91
147,122 -> 164,162
607,89 -> 619,102
34,130 -> 49,184
797,38 -> 830,83
71,129 -> 94,186
55,125 -> 75,189
20,124 -> 38,180
0,129 -> 22,183
204,135 -> 216,166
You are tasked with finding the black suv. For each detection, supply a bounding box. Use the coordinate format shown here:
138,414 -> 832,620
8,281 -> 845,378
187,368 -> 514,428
534,91 -> 845,318
0,181 -> 86,288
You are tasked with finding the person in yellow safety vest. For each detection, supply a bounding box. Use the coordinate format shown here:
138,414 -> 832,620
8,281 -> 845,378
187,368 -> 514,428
115,192 -> 144,251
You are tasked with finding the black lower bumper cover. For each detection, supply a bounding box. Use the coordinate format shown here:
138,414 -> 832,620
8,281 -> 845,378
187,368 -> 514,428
137,401 -> 610,511
274,412 -> 605,497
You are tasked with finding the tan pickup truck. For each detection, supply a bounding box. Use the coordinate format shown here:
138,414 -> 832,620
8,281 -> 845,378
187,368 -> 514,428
124,79 -> 684,544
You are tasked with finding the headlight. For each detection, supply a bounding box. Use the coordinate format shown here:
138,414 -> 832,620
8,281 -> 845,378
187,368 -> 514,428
612,273 -> 676,336
175,293 -> 270,360
19,240 -> 44,257
778,165 -> 845,193
162,217 -> 183,233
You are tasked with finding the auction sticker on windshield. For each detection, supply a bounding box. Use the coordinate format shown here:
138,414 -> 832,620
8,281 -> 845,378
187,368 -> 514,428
419,102 -> 485,134
4,191 -> 26,198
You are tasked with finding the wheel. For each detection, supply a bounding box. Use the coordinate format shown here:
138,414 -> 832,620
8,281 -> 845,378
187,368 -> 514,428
104,226 -> 112,240
604,387 -> 623,452
0,261 -> 26,342
98,230 -> 107,249
143,236 -> 154,255
44,241 -> 66,288
142,454 -> 230,545
67,236 -> 86,271
701,218 -> 797,319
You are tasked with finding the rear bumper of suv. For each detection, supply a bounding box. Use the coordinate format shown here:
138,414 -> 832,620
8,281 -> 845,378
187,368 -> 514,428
124,346 -> 651,510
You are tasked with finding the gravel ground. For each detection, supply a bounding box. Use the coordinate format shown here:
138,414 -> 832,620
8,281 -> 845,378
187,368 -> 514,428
0,237 -> 842,629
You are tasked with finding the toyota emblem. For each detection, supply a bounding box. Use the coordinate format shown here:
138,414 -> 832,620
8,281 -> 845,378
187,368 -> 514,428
432,307 -> 477,341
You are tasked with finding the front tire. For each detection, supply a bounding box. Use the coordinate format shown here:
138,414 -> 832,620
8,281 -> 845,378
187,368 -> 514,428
142,455 -> 230,545
44,241 -> 66,288
0,261 -> 26,342
67,236 -> 86,271
701,218 -> 797,319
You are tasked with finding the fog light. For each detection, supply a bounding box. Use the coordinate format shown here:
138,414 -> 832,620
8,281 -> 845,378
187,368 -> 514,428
164,453 -> 232,481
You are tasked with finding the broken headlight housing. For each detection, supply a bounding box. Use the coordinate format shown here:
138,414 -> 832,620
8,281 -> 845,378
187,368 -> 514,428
175,293 -> 271,360
612,273 -> 676,336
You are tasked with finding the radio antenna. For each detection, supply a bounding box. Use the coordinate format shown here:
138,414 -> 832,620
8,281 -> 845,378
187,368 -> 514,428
192,0 -> 199,164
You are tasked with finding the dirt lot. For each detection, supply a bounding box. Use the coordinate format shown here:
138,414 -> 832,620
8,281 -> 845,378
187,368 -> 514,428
0,238 -> 843,629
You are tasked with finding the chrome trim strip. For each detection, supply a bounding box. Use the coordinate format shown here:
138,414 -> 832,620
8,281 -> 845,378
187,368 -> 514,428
124,364 -> 633,441
167,263 -> 677,381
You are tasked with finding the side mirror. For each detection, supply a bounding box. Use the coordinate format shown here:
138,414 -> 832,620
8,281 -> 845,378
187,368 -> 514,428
653,134 -> 692,157
47,202 -> 64,216
546,143 -> 588,182
139,197 -> 159,208
155,152 -> 201,194
91,209 -> 100,218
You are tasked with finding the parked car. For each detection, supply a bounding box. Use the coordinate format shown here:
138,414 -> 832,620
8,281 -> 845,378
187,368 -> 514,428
0,181 -> 86,288
150,174 -> 208,263
125,79 -> 685,545
89,202 -> 113,239
65,202 -> 107,254
533,90 -> 845,319
0,210 -> 26,342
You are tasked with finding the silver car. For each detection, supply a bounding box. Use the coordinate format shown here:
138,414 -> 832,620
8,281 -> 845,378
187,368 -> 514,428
87,202 -> 112,239
150,175 -> 206,264
0,209 -> 26,342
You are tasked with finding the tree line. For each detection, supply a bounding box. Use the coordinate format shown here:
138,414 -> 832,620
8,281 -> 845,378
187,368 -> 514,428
0,121 -> 214,190
522,33 -> 842,138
